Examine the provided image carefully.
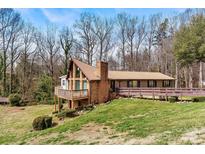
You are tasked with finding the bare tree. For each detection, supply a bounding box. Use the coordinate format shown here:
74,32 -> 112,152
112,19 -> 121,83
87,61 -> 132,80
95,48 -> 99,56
126,16 -> 137,70
74,12 -> 97,65
0,8 -> 22,96
145,14 -> 160,71
9,24 -> 23,93
59,27 -> 73,74
134,17 -> 147,71
92,16 -> 114,61
17,23 -> 37,98
116,13 -> 128,70
37,25 -> 60,93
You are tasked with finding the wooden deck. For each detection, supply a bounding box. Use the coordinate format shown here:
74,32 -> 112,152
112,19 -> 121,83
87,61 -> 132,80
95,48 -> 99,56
117,88 -> 205,97
0,97 -> 9,104
54,86 -> 88,100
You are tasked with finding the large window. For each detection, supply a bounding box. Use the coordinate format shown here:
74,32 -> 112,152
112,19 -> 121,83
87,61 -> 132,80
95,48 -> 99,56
133,81 -> 140,87
148,80 -> 157,87
75,67 -> 80,78
127,81 -> 133,87
75,80 -> 80,90
163,80 -> 171,87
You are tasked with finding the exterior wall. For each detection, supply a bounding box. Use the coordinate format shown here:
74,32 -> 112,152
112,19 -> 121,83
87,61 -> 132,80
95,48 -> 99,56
90,81 -> 99,104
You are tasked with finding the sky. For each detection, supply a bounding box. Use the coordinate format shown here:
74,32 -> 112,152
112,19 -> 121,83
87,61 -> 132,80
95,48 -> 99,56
15,8 -> 187,28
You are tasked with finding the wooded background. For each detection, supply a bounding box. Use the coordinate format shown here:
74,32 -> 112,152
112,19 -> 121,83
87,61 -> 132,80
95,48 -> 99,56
0,8 -> 205,102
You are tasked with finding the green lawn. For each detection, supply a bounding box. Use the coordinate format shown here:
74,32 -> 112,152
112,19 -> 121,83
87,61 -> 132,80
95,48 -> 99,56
1,99 -> 205,144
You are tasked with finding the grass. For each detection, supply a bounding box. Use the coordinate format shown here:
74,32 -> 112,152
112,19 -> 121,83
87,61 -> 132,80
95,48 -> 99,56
1,98 -> 205,144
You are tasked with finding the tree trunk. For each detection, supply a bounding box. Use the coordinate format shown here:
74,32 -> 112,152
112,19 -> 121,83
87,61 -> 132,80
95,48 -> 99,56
9,56 -> 14,94
175,61 -> 179,88
184,68 -> 188,88
189,65 -> 193,89
199,61 -> 203,88
3,50 -> 6,96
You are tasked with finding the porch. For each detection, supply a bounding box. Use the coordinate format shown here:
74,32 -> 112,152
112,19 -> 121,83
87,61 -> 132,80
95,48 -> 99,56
117,87 -> 205,100
54,86 -> 89,111
54,86 -> 88,100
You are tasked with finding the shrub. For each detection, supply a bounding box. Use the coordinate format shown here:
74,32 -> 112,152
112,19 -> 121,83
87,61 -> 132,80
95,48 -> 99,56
168,96 -> 178,103
9,93 -> 22,106
192,97 -> 205,102
32,116 -> 52,130
57,109 -> 78,118
44,116 -> 52,128
34,74 -> 52,103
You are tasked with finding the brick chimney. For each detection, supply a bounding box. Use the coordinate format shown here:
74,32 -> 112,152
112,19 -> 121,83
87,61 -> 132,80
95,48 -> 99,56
96,61 -> 108,80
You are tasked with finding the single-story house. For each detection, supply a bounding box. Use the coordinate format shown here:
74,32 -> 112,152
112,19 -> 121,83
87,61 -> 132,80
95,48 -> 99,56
54,59 -> 175,109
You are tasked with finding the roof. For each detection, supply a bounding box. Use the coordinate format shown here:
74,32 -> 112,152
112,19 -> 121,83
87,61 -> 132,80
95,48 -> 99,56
108,71 -> 175,80
72,59 -> 100,80
70,59 -> 174,81
59,75 -> 67,79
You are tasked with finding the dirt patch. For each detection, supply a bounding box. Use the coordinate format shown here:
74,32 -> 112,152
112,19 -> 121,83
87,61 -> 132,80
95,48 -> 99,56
63,123 -> 156,145
174,128 -> 205,144
26,133 -> 59,145
4,107 -> 25,113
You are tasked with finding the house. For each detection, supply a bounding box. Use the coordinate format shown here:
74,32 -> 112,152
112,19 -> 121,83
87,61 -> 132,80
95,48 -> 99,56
54,59 -> 175,110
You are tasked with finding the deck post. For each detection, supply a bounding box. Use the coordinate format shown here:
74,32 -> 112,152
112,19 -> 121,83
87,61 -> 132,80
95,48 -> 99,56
181,92 -> 183,102
165,89 -> 168,101
58,97 -> 60,112
54,96 -> 56,112
152,89 -> 155,100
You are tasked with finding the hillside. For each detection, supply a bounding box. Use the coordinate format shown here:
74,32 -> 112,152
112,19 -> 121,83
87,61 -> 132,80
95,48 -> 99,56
1,98 -> 205,144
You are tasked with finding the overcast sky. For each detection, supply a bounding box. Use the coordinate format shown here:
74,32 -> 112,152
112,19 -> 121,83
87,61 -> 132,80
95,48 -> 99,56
15,8 -> 186,28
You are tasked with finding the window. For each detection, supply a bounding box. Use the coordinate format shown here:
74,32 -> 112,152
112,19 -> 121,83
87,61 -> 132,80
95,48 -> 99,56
133,81 -> 137,87
127,81 -> 133,87
133,81 -> 140,87
75,67 -> 80,78
62,80 -> 65,86
83,80 -> 87,89
163,80 -> 171,87
75,80 -> 80,90
148,80 -> 157,87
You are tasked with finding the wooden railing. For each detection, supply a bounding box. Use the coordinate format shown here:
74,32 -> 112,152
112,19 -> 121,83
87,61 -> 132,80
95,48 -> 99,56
117,87 -> 205,97
54,86 -> 88,100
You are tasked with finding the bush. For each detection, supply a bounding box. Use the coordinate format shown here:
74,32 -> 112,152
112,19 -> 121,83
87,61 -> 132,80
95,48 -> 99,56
34,74 -> 52,103
57,109 -> 78,118
32,116 -> 52,130
168,96 -> 178,103
192,97 -> 205,102
9,93 -> 22,106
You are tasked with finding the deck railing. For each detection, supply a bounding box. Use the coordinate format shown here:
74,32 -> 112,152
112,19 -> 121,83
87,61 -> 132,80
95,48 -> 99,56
117,87 -> 205,97
54,86 -> 88,100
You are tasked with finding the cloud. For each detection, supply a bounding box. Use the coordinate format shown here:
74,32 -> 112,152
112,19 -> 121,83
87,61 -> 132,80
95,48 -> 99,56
41,8 -> 82,26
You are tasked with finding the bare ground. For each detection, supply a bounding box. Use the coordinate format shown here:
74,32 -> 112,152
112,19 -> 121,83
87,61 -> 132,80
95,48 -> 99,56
26,123 -> 157,145
174,128 -> 205,144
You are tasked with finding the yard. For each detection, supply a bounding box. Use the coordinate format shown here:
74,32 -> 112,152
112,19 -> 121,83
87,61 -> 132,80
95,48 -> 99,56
1,98 -> 205,144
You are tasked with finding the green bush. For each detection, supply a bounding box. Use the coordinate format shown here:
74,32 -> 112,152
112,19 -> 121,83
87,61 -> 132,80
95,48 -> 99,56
32,116 -> 52,130
192,97 -> 205,102
168,96 -> 178,103
9,93 -> 22,106
34,74 -> 52,103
